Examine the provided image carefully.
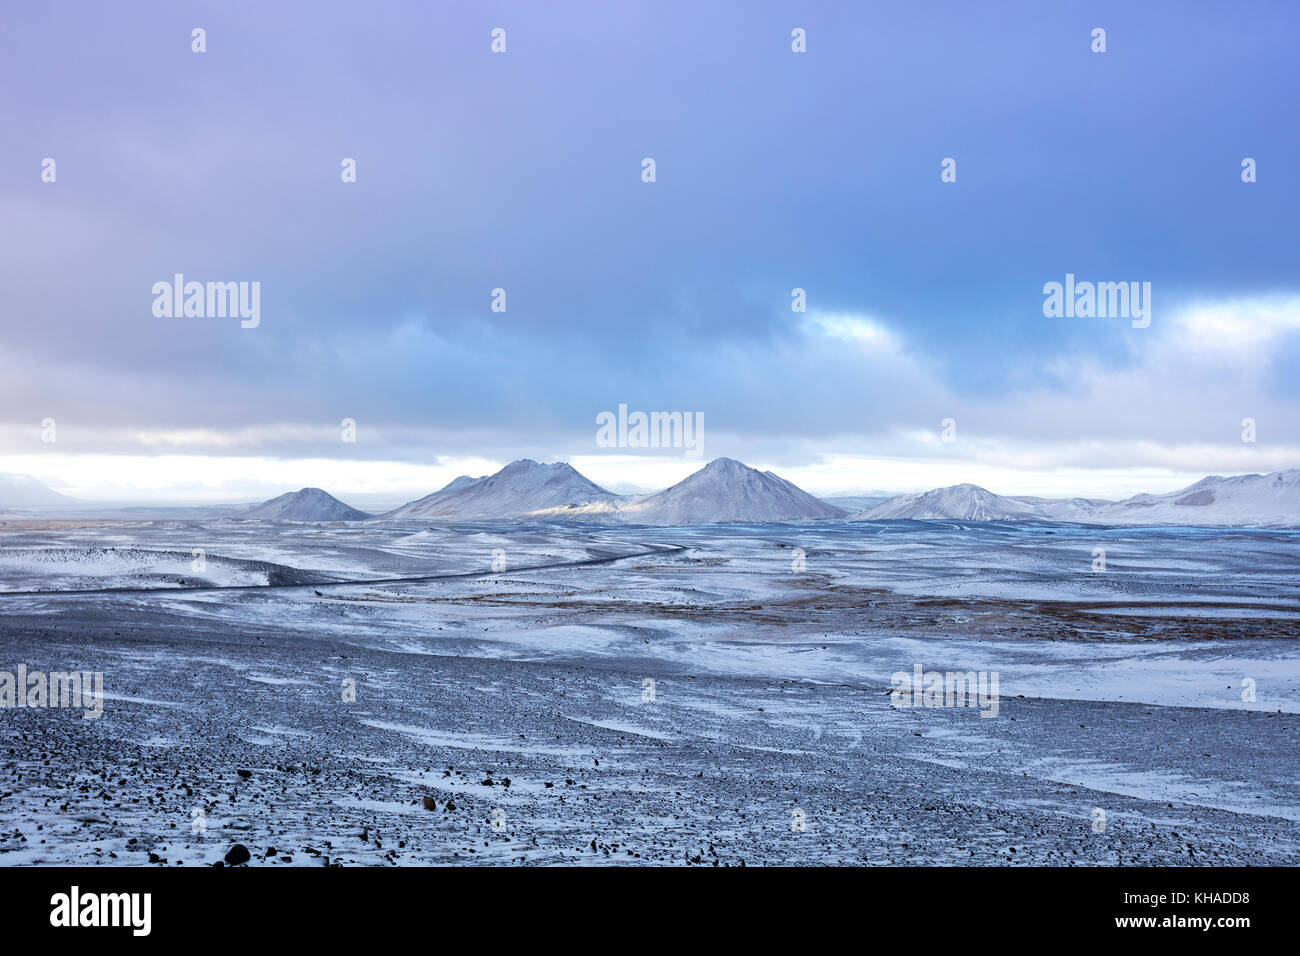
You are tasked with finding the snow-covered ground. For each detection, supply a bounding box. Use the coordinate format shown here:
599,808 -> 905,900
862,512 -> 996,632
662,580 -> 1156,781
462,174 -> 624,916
0,547 -> 289,591
1,518 -> 1297,865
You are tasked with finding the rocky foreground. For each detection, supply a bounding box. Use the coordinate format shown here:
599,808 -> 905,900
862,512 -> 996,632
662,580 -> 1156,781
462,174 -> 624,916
1,601 -> 1296,866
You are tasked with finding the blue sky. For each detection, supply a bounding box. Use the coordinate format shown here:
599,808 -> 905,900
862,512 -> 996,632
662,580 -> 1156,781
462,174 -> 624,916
2,0 -> 1298,501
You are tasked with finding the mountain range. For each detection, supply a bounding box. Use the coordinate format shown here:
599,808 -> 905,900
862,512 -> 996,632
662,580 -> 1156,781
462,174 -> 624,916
536,457 -> 848,525
384,457 -> 846,525
9,461 -> 1300,528
377,460 -> 1300,527
853,470 -> 1300,527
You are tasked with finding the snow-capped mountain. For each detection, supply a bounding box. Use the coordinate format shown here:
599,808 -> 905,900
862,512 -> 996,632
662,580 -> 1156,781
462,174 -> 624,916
238,488 -> 371,521
1076,469 -> 1300,527
854,483 -> 1039,521
227,465 -> 1300,527
386,459 -> 623,520
613,458 -> 847,525
853,469 -> 1300,527
0,474 -> 77,511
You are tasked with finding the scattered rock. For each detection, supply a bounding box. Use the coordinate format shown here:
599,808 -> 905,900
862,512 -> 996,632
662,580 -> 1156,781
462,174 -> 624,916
224,843 -> 251,866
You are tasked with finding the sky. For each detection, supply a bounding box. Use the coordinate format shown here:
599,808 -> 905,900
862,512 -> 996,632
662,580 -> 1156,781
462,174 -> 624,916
2,0 -> 1298,503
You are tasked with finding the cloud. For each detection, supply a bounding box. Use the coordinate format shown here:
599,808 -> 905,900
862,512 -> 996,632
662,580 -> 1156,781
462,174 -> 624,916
1,2 -> 1296,497
800,311 -> 904,355
1171,295 -> 1300,359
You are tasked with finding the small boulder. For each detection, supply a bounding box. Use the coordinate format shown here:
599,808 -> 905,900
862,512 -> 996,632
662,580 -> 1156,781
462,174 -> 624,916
224,843 -> 251,866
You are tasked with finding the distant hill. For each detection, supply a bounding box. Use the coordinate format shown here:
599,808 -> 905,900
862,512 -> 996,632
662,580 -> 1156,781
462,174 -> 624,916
238,488 -> 371,521
1074,469 -> 1300,527
0,474 -> 77,511
385,460 -> 622,520
612,458 -> 847,525
823,495 -> 892,512
853,469 -> 1300,527
854,483 -> 1039,521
